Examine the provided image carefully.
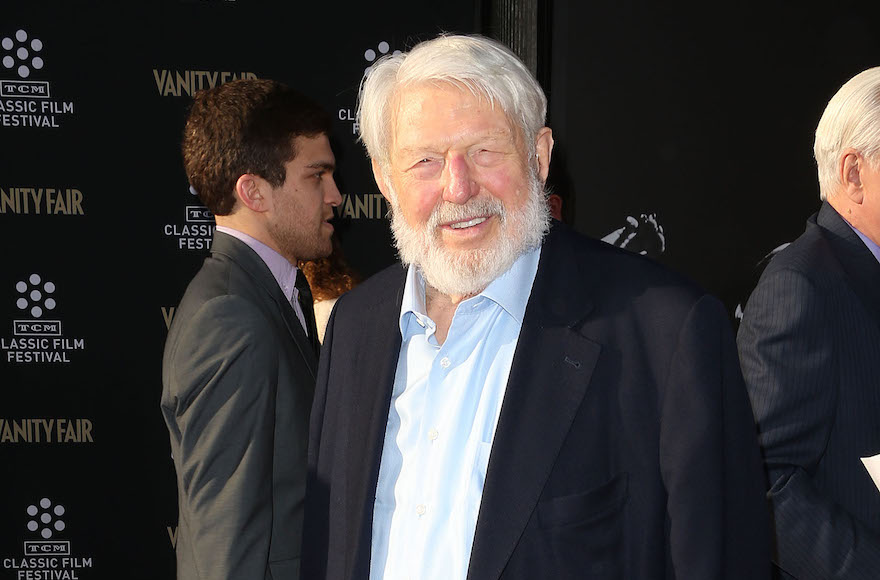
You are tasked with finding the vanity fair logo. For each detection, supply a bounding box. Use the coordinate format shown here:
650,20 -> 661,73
0,187 -> 84,216
1,498 -> 94,578
0,418 -> 94,444
163,185 -> 215,251
0,28 -> 75,128
152,69 -> 256,97
1,274 -> 85,364
332,193 -> 388,221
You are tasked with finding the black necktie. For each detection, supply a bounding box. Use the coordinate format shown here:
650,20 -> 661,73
294,269 -> 321,357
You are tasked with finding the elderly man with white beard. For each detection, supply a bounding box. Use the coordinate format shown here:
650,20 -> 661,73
302,34 -> 770,580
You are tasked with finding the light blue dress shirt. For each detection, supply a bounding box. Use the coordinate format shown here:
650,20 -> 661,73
370,246 -> 541,580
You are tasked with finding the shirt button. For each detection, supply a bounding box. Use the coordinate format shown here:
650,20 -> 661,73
416,504 -> 426,516
440,357 -> 450,368
428,428 -> 439,441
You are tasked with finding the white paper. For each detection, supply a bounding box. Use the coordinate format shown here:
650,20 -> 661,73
860,454 -> 880,493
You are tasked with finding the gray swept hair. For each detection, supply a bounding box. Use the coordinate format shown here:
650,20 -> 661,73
357,34 -> 547,173
815,66 -> 880,200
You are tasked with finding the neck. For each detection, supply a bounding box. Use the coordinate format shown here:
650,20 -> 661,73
216,216 -> 297,265
425,283 -> 481,345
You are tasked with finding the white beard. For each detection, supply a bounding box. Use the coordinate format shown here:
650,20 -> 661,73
386,171 -> 550,298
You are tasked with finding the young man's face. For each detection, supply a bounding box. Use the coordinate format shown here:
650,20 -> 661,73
266,133 -> 342,263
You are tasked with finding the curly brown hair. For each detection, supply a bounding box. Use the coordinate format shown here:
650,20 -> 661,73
182,78 -> 331,216
299,237 -> 360,302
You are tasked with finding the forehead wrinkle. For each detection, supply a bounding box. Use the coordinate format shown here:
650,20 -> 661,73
396,126 -> 515,155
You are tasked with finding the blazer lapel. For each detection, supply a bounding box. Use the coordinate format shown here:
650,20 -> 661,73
346,268 -> 407,578
211,232 -> 318,378
468,226 -> 601,580
817,202 -> 880,330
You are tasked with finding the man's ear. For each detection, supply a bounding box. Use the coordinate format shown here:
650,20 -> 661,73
534,127 -> 554,182
840,150 -> 865,204
234,173 -> 270,213
371,159 -> 393,203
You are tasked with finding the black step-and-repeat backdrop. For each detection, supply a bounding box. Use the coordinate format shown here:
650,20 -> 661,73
547,0 -> 880,319
1,2 -> 476,578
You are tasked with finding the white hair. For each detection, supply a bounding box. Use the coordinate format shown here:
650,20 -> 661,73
814,66 -> 880,200
357,34 -> 547,171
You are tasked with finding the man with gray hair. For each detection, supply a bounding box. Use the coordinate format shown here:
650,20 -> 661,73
304,34 -> 769,579
738,67 -> 880,579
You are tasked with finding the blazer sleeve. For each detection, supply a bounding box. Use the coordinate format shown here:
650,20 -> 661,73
737,267 -> 880,579
660,294 -> 771,579
170,295 -> 279,579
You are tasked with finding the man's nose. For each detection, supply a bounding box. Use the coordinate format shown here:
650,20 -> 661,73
442,154 -> 477,205
325,176 -> 342,207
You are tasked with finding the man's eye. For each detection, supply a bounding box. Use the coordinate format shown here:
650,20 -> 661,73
410,159 -> 441,178
473,149 -> 503,165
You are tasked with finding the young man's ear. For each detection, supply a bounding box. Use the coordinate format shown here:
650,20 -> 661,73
235,173 -> 271,212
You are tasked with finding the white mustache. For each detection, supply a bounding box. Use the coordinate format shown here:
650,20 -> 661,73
427,196 -> 505,230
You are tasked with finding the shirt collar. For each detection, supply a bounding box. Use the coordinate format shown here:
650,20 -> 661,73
841,219 -> 880,265
398,244 -> 542,338
216,225 -> 299,302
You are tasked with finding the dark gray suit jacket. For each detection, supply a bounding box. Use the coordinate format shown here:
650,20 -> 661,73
304,223 -> 770,579
738,202 -> 880,579
162,232 -> 317,580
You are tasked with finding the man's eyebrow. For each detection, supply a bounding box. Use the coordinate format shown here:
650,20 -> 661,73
305,161 -> 336,171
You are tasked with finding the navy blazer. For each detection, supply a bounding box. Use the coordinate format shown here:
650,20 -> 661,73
738,202 -> 880,579
305,223 -> 770,579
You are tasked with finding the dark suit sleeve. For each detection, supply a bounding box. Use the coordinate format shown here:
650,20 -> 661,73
660,294 -> 771,579
737,268 -> 880,579
171,295 -> 279,579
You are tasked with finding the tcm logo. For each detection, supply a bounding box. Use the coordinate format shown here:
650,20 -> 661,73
163,185 -> 215,250
24,541 -> 70,555
26,498 -> 67,540
363,40 -> 401,75
0,80 -> 49,98
4,273 -> 85,363
2,29 -> 44,79
338,40 -> 402,137
14,320 -> 61,336
15,273 -> 57,319
186,205 -> 213,223
1,498 -> 96,576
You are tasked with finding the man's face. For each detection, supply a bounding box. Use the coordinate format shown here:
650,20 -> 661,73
267,133 -> 342,262
376,84 -> 552,297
